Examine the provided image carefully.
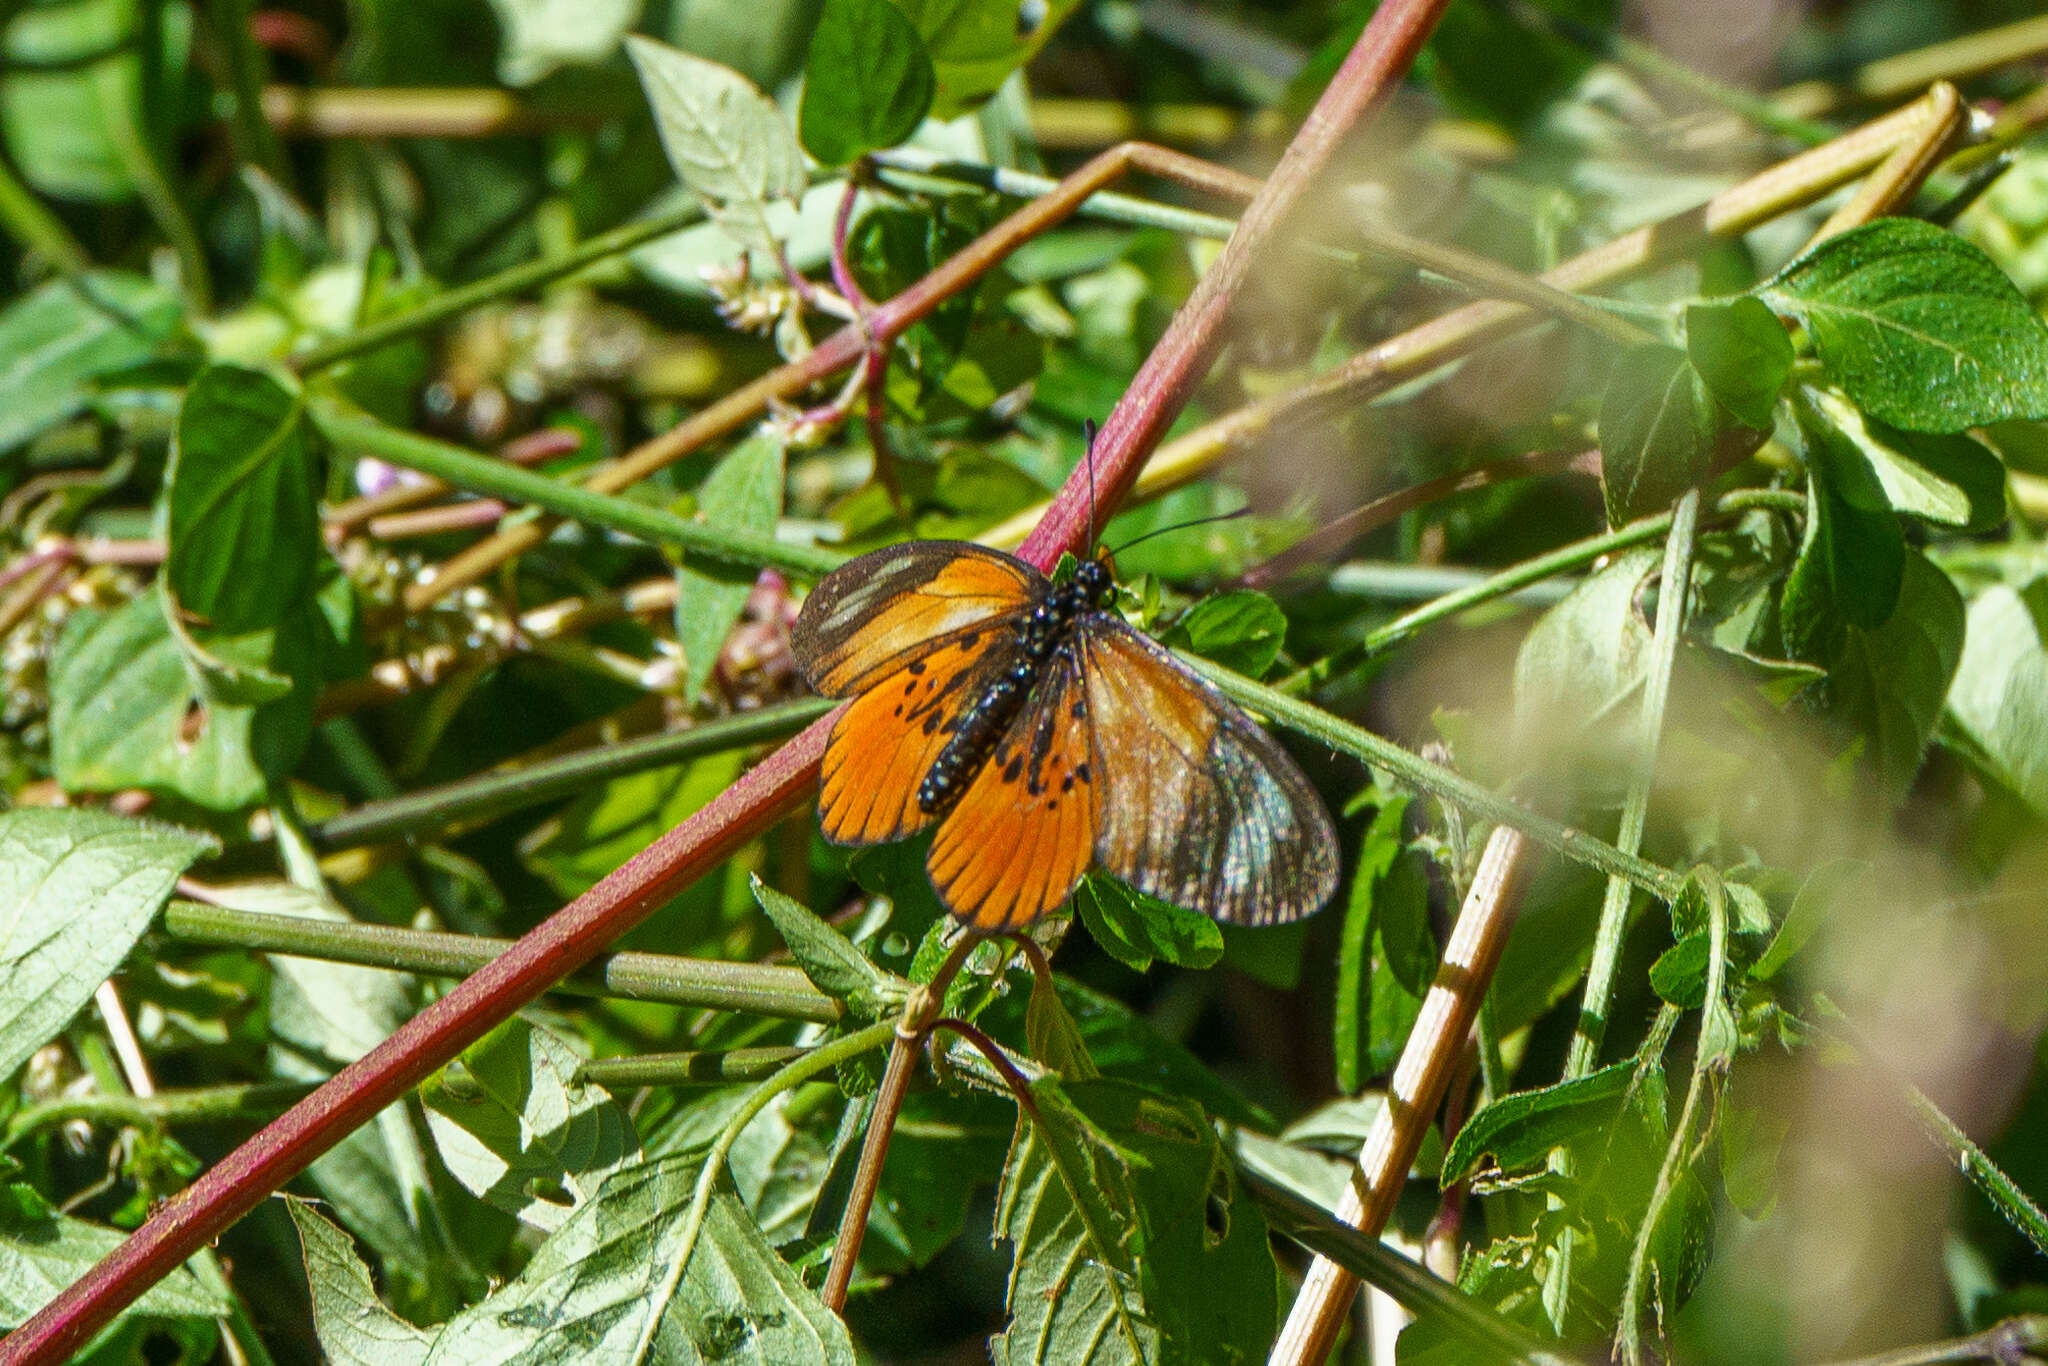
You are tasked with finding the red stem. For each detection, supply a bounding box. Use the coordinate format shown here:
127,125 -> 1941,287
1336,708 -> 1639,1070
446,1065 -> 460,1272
1,6 -> 1451,1354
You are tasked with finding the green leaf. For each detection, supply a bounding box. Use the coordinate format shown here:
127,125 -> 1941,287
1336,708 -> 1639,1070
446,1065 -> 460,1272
0,1184 -> 227,1331
1781,401 -> 1905,662
1169,590 -> 1288,678
0,0 -> 148,201
1025,966 -> 1098,1081
426,1156 -> 856,1362
485,0 -> 639,84
0,809 -> 211,1087
165,365 -> 320,634
526,750 -> 745,898
750,875 -> 901,1019
0,271 -> 183,453
1646,1171 -> 1715,1321
1685,296 -> 1793,429
1076,877 -> 1224,972
421,1017 -> 641,1233
1829,551 -> 1965,802
888,0 -> 1084,118
1513,547 -> 1657,765
1598,344 -> 1718,527
1439,1060 -> 1637,1185
1804,387 -> 2005,531
991,1079 -> 1275,1366
676,435 -> 785,702
1648,932 -> 1711,1008
1754,859 -> 1867,980
625,35 -> 808,257
1334,798 -> 1407,1094
1759,219 -> 2048,433
1945,578 -> 2048,817
799,0 -> 935,165
288,1200 -> 434,1366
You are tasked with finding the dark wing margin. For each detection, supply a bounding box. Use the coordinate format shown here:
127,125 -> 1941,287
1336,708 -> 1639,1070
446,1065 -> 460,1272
790,541 -> 1043,697
1078,615 -> 1338,925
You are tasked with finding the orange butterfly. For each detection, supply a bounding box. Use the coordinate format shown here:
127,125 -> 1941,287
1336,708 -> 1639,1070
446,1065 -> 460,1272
790,539 -> 1339,932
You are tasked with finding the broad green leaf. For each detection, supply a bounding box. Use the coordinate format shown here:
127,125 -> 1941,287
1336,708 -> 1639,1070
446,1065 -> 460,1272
1019,977 -> 1266,1129
890,0 -> 1084,118
0,1183 -> 227,1331
1946,579 -> 2048,817
1754,859 -> 1867,980
1170,590 -> 1288,678
1804,388 -> 2005,531
676,435 -> 785,702
625,35 -> 808,257
1076,877 -> 1224,972
486,0 -> 640,84
1829,551 -> 1965,802
800,0 -> 935,165
288,1200 -> 434,1366
1685,296 -> 1793,429
1513,547 -> 1656,765
48,592 -> 316,810
991,1079 -> 1275,1366
1718,1099 -> 1789,1220
165,365 -> 319,634
1598,344 -> 1718,527
0,0 -> 148,200
422,1018 -> 641,1233
1781,401 -> 1905,662
1439,1060 -> 1636,1185
0,271 -> 183,452
422,1157 -> 856,1364
750,876 -> 900,1019
0,809 -> 211,1086
1759,219 -> 2048,433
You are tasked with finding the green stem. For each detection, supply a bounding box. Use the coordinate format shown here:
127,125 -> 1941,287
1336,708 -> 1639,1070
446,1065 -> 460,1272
293,196 -> 712,372
0,147 -> 88,273
309,404 -> 843,579
1188,659 -> 1684,900
870,148 -> 1254,244
576,1047 -> 808,1088
309,698 -> 833,848
1279,488 -> 1802,694
160,900 -> 842,1022
1,1083 -> 313,1152
207,0 -> 286,180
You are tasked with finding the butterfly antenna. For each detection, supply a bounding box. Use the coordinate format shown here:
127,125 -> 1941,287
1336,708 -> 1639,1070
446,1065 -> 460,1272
1082,419 -> 1100,552
1106,506 -> 1253,556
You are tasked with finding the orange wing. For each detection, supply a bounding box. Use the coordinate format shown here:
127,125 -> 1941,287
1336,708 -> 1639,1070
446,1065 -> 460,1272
926,646 -> 1098,933
791,541 -> 1043,697
1077,615 -> 1338,925
818,627 -> 1025,846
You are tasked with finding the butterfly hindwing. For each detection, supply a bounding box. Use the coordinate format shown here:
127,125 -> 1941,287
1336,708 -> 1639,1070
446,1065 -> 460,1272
1077,615 -> 1338,925
819,627 -> 1026,846
926,643 -> 1098,933
791,541 -> 1044,697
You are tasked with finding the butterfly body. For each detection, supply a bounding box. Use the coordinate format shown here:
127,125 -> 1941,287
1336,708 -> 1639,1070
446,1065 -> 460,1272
791,540 -> 1337,932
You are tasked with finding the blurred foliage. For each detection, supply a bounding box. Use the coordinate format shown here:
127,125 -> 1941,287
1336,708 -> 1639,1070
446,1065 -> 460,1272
3,0 -> 2048,1363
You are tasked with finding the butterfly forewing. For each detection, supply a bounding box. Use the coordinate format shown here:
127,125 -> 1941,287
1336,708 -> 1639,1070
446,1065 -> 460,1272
819,628 -> 1026,845
1079,617 -> 1338,924
791,541 -> 1043,697
926,645 -> 1098,932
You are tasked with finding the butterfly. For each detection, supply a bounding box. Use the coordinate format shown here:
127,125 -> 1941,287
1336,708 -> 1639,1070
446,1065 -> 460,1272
789,538 -> 1340,933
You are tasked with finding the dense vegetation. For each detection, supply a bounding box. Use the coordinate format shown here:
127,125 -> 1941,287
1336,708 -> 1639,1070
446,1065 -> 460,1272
3,0 -> 2048,1362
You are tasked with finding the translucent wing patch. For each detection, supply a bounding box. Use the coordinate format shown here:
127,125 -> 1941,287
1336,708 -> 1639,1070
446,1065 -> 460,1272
818,628 -> 1025,846
1078,616 -> 1338,924
927,645 -> 1098,933
791,541 -> 1043,697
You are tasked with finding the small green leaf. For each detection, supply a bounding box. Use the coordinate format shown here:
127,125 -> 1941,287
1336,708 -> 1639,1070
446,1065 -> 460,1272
1781,400 -> 1905,662
1647,1171 -> 1715,1320
0,809 -> 213,1088
752,875 -> 901,1018
166,365 -> 319,634
421,1017 -> 641,1233
800,0 -> 935,165
1829,551 -> 1964,802
1804,388 -> 2005,531
676,435 -> 785,701
1334,798 -> 1407,1094
1440,1061 -> 1636,1185
1076,876 -> 1224,972
1599,344 -> 1718,527
1945,578 -> 2048,817
889,0 -> 1084,118
1170,590 -> 1288,678
287,1200 -> 433,1366
1685,296 -> 1793,429
1024,966 -> 1098,1080
0,271 -> 184,453
1754,859 -> 1867,980
625,35 -> 809,256
484,0 -> 639,85
1648,932 -> 1711,1008
1759,219 -> 2048,433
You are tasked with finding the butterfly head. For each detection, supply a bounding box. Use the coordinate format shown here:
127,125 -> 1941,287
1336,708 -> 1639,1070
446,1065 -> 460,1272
1075,554 -> 1114,605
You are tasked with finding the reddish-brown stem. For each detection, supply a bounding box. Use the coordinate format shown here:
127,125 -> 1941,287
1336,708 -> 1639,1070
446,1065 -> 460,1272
926,1018 -> 1043,1120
